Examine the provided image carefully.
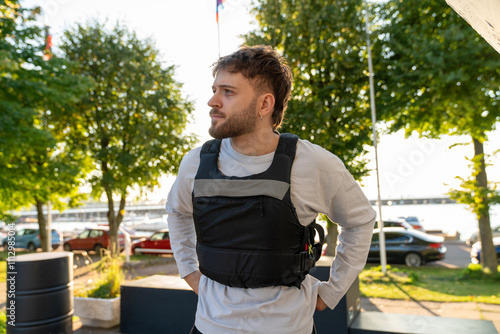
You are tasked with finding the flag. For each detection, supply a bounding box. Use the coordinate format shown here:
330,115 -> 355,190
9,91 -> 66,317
43,26 -> 53,61
45,34 -> 53,51
216,0 -> 225,23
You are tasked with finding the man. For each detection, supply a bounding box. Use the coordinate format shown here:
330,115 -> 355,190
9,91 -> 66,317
166,45 -> 376,334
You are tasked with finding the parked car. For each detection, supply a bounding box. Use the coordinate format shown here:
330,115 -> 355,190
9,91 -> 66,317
2,228 -> 62,251
376,220 -> 414,230
397,216 -> 425,231
367,227 -> 446,267
63,227 -> 125,254
470,236 -> 500,264
466,225 -> 500,246
131,229 -> 172,255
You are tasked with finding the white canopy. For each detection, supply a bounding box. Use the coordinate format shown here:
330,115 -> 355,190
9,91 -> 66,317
446,0 -> 500,54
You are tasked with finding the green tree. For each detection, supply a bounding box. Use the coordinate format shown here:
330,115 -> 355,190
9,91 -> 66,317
60,21 -> 195,257
1,0 -> 93,251
374,0 -> 500,273
244,0 -> 375,255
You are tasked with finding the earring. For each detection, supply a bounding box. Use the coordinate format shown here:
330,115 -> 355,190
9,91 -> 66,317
260,115 -> 263,121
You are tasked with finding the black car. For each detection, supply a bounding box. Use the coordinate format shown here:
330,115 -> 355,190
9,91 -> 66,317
367,227 -> 447,267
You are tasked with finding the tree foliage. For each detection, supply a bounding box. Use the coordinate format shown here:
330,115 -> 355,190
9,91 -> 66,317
1,0 -> 93,250
374,0 -> 500,138
244,0 -> 374,181
374,0 -> 500,272
60,21 -> 196,256
448,149 -> 500,218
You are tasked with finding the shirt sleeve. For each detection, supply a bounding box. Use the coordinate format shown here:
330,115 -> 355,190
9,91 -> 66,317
165,147 -> 201,278
291,140 -> 376,309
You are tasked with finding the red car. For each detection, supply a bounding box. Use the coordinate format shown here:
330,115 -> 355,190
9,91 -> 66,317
63,227 -> 125,254
131,229 -> 172,255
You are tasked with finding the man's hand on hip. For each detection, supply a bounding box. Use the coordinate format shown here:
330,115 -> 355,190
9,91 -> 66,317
184,270 -> 202,295
316,295 -> 328,311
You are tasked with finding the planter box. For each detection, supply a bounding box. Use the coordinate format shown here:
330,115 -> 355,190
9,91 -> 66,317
74,296 -> 120,328
120,275 -> 197,334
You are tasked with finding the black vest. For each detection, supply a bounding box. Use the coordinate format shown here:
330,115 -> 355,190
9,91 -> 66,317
192,133 -> 324,289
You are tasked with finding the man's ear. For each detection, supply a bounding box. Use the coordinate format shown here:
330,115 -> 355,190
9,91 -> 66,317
259,93 -> 275,118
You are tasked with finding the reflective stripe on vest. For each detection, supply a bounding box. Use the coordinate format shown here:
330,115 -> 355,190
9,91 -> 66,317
193,179 -> 290,200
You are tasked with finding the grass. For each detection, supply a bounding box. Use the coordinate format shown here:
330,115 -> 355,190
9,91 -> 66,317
0,250 -> 29,282
0,262 -> 5,283
360,264 -> 500,304
0,250 -> 28,261
0,312 -> 4,334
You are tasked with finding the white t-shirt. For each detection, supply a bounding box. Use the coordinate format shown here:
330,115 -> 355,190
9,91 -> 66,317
166,137 -> 376,334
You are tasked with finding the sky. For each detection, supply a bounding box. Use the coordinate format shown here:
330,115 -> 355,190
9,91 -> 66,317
23,0 -> 500,202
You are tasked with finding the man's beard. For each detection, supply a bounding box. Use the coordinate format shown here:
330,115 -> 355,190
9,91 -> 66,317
209,98 -> 258,139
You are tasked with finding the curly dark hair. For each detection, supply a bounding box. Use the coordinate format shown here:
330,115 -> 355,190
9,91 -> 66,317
212,45 -> 293,130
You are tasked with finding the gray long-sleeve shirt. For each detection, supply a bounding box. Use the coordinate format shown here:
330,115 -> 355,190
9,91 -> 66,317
166,137 -> 376,334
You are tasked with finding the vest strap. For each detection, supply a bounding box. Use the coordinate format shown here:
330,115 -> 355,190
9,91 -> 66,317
197,243 -> 315,288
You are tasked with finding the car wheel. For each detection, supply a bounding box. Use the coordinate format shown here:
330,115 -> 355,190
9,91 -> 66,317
63,243 -> 72,252
405,252 -> 422,267
52,245 -> 60,250
94,244 -> 103,255
27,242 -> 37,252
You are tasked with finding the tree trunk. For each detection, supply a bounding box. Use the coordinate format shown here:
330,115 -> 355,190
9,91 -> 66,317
105,185 -> 117,258
105,185 -> 127,258
473,137 -> 497,274
36,200 -> 49,252
325,219 -> 338,257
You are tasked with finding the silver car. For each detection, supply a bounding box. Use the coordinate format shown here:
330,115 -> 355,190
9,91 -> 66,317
466,225 -> 500,246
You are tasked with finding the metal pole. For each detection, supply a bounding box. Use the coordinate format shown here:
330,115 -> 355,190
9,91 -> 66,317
120,227 -> 131,265
365,7 -> 387,274
47,201 -> 52,251
218,19 -> 221,58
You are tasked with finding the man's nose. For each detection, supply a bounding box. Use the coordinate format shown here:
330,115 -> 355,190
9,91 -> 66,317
208,93 -> 220,108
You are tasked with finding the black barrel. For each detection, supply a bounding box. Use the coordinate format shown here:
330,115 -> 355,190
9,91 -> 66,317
6,252 -> 73,334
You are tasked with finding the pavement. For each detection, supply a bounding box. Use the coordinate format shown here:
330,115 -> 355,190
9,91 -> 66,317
361,297 -> 500,333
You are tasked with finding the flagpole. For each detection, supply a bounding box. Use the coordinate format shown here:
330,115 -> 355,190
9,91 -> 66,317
218,19 -> 221,58
216,0 -> 225,58
365,6 -> 386,274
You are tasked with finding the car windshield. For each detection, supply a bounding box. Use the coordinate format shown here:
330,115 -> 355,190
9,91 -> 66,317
385,233 -> 411,243
78,230 -> 90,238
89,230 -> 103,238
150,233 -> 164,241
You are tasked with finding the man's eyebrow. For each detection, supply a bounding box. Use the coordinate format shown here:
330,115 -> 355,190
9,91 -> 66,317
213,84 -> 238,90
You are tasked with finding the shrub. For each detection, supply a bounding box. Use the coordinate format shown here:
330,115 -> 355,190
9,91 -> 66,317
460,264 -> 500,281
407,271 -> 421,283
74,256 -> 124,299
